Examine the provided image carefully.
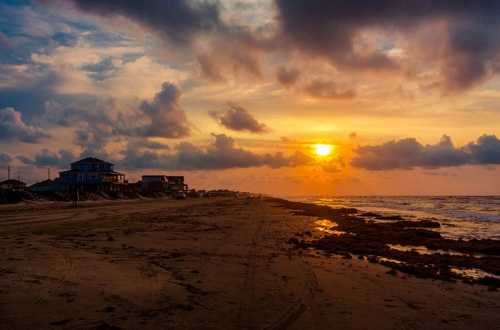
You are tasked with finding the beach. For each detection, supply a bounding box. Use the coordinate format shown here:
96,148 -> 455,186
1,196 -> 499,329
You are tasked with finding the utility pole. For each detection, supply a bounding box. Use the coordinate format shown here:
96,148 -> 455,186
48,168 -> 51,180
7,165 -> 10,180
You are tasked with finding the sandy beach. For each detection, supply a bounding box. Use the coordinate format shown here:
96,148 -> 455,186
1,196 -> 499,329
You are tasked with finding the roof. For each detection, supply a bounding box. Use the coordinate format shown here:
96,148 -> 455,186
0,179 -> 26,186
104,171 -> 125,176
60,170 -> 123,175
30,179 -> 54,187
71,157 -> 113,166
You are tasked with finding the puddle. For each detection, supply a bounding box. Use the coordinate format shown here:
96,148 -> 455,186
387,244 -> 473,257
314,219 -> 337,228
314,219 -> 349,236
316,227 -> 349,235
378,257 -> 404,264
450,267 -> 500,280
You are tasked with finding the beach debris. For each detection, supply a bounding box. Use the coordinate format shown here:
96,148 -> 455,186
274,198 -> 500,287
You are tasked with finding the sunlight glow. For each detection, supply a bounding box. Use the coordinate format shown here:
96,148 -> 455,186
313,144 -> 334,157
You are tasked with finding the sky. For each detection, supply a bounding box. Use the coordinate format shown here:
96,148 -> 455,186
0,0 -> 500,196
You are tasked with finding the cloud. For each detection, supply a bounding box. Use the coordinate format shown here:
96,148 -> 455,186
352,134 -> 500,170
31,0 -> 500,94
42,98 -> 117,158
0,32 -> 11,48
40,83 -> 189,158
0,153 -> 12,167
43,0 -> 266,83
0,107 -> 49,143
74,126 -> 112,159
81,57 -> 117,81
57,0 -> 223,46
275,1 -> 401,72
17,148 -> 76,168
142,140 -> 170,150
120,133 -> 311,170
275,1 -> 500,92
276,67 -> 300,87
303,79 -> 355,99
195,34 -> 265,81
197,53 -> 225,82
116,82 -> 191,139
466,134 -> 500,164
209,104 -> 268,134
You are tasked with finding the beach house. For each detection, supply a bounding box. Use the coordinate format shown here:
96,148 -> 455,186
141,175 -> 188,193
166,176 -> 188,192
0,179 -> 26,191
58,157 -> 126,189
141,175 -> 169,192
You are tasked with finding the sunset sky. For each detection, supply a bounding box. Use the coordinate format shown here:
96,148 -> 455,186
1,0 -> 500,195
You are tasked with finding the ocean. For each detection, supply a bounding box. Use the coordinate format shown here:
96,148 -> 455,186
293,196 -> 500,240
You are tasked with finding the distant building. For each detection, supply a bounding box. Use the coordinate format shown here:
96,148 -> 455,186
166,176 -> 188,192
29,179 -> 61,193
141,175 -> 188,193
0,179 -> 26,191
141,175 -> 168,192
58,157 -> 125,186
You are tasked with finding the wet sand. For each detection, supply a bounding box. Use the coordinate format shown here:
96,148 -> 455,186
0,197 -> 499,329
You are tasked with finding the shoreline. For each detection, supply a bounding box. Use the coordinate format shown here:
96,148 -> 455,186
272,197 -> 500,287
1,196 -> 499,329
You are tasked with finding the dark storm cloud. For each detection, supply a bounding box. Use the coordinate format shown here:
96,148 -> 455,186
466,135 -> 500,164
275,0 -> 500,91
0,107 -> 49,143
352,134 -> 500,170
120,133 -> 311,170
0,67 -> 60,119
45,0 -> 265,82
117,82 -> 191,139
209,104 -> 269,134
58,0 -> 223,46
17,148 -> 76,168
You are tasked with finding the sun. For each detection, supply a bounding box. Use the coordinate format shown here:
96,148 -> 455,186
313,144 -> 334,157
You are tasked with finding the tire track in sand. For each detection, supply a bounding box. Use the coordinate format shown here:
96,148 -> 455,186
236,210 -> 267,330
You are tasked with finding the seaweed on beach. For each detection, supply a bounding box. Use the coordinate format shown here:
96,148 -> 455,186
273,198 -> 500,287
